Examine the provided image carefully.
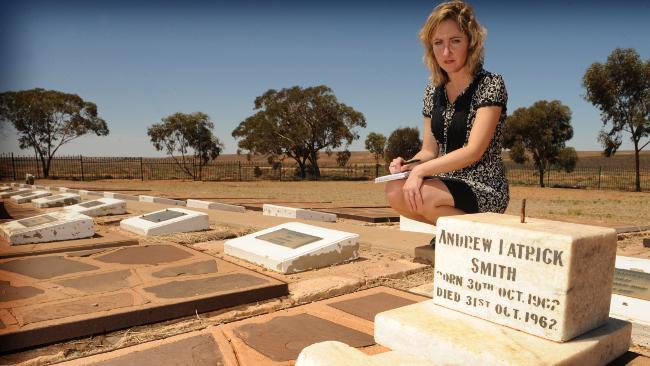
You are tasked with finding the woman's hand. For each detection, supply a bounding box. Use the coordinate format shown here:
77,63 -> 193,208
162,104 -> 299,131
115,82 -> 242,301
402,166 -> 425,212
389,157 -> 412,174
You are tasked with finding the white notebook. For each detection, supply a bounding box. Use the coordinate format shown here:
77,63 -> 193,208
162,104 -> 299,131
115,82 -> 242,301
374,171 -> 410,183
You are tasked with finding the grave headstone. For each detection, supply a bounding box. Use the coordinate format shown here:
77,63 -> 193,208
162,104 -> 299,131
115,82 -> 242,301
224,222 -> 358,273
104,192 -> 139,201
58,187 -> 79,193
0,211 -> 94,245
139,195 -> 186,206
64,198 -> 127,217
0,186 -> 13,193
0,188 -> 32,199
263,204 -> 337,222
120,208 -> 209,236
399,215 -> 435,234
186,199 -> 246,213
610,255 -> 650,325
32,193 -> 81,208
10,190 -> 51,204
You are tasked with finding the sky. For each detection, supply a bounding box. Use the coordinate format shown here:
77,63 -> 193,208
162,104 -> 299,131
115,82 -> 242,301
1,0 -> 649,157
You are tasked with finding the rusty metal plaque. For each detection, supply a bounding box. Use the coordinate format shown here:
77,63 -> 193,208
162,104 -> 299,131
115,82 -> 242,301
79,200 -> 104,208
612,268 -> 650,301
256,229 -> 322,249
141,210 -> 186,223
18,215 -> 57,228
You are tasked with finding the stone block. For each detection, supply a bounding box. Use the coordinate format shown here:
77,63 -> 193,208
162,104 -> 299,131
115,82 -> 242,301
187,199 -> 246,213
83,190 -> 105,196
120,208 -> 209,236
104,192 -> 139,200
433,213 -> 617,341
224,222 -> 358,273
611,255 -> 650,326
32,193 -> 81,208
58,187 -> 79,193
375,301 -> 631,366
0,186 -> 13,192
0,188 -> 32,199
263,204 -> 336,222
400,215 -> 435,234
296,341 -> 432,366
0,211 -> 94,245
64,198 -> 127,217
10,190 -> 51,204
139,195 -> 186,206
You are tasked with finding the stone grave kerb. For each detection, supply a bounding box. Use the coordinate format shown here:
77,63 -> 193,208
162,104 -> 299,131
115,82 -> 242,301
119,207 -> 209,236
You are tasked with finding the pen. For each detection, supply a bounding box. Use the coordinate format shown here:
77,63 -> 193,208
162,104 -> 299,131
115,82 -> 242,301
404,159 -> 421,165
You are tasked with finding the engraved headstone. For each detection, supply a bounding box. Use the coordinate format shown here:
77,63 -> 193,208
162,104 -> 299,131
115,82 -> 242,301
0,211 -> 94,245
225,222 -> 359,273
64,198 -> 126,217
32,193 -> 81,208
120,208 -> 209,236
11,190 -> 51,204
139,195 -> 186,206
610,256 -> 650,325
0,188 -> 31,199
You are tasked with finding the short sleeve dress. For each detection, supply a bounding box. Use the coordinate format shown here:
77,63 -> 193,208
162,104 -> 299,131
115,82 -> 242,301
422,68 -> 509,213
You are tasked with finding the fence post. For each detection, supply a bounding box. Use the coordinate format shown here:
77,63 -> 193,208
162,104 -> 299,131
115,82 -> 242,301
79,155 -> 84,181
238,161 -> 242,181
140,157 -> 144,181
279,164 -> 282,181
11,153 -> 16,181
597,166 -> 601,189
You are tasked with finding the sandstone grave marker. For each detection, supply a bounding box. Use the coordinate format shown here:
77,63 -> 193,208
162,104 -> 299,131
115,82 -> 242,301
0,188 -> 32,199
32,193 -> 81,208
0,211 -> 94,245
263,204 -> 336,222
120,208 -> 209,236
10,190 -> 51,204
64,198 -> 127,217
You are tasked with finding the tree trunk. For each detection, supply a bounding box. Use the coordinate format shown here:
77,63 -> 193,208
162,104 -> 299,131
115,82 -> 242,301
634,140 -> 641,192
308,150 -> 321,177
42,154 -> 51,178
538,166 -> 545,188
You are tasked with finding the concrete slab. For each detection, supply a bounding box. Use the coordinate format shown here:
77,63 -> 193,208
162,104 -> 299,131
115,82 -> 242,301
120,208 -> 209,236
225,222 -> 359,273
263,204 -> 337,222
297,341 -> 432,366
58,330 -> 238,366
611,256 -> 650,326
58,187 -> 80,193
0,186 -> 14,192
400,215 -> 435,234
10,190 -> 51,204
320,207 -> 399,223
139,195 -> 186,206
0,243 -> 288,353
32,193 -> 81,208
375,301 -> 631,366
220,286 -> 427,365
0,211 -> 94,245
64,198 -> 127,217
413,245 -> 435,265
104,192 -> 139,201
0,231 -> 138,259
186,199 -> 246,213
0,188 -> 32,199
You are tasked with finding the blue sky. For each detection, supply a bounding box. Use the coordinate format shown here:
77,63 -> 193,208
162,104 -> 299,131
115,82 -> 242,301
1,0 -> 649,157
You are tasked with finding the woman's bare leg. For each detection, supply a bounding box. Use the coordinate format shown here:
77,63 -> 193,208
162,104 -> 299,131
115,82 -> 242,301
385,178 -> 466,225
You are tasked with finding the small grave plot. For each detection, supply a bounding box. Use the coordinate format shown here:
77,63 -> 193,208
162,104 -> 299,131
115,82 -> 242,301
120,208 -> 209,236
11,190 -> 51,204
65,198 -> 126,217
225,222 -> 359,273
32,193 -> 80,208
0,211 -> 94,245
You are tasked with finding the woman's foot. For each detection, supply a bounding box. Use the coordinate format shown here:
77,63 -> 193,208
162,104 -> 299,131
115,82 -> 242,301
429,236 -> 436,249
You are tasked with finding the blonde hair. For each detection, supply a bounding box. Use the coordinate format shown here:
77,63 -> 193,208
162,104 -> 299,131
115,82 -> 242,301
419,1 -> 486,85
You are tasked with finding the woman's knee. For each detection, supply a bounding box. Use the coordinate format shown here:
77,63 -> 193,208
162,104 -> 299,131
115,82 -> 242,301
384,182 -> 404,205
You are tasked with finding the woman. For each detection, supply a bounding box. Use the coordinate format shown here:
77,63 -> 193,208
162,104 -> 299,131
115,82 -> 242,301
385,0 -> 509,237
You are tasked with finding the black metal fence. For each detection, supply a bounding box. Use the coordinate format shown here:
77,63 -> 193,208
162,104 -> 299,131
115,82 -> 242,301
1,153 -> 648,191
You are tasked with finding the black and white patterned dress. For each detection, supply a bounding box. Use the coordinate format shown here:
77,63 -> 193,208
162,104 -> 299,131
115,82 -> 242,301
422,68 -> 509,213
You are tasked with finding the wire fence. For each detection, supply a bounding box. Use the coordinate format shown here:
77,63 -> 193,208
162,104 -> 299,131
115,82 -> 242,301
1,153 -> 648,191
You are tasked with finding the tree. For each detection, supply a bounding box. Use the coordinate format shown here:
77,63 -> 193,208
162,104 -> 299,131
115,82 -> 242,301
384,127 -> 422,163
583,48 -> 649,191
336,149 -> 351,167
0,88 -> 109,177
147,112 -> 224,180
503,100 -> 575,187
232,85 -> 366,178
365,132 -> 387,165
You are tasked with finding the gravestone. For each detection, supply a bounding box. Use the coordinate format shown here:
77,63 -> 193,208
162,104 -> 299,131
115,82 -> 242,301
0,211 -> 94,245
10,190 -> 51,204
139,195 -> 186,206
0,188 -> 32,199
64,198 -> 127,217
32,193 -> 81,208
370,213 -> 631,365
263,204 -> 337,222
399,215 -> 435,234
0,186 -> 13,193
120,208 -> 209,236
224,222 -> 358,273
610,255 -> 650,325
104,192 -> 139,201
186,199 -> 246,213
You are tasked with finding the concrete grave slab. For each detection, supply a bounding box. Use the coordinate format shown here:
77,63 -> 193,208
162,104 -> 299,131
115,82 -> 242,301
120,208 -> 209,236
31,193 -> 80,208
0,211 -> 94,245
225,222 -> 359,273
104,191 -> 139,201
10,190 -> 51,204
0,231 -> 138,259
139,195 -> 186,206
0,188 -> 32,199
58,187 -> 80,193
64,198 -> 127,217
263,204 -> 337,222
433,213 -> 617,341
220,286 -> 426,365
58,330 -> 238,366
400,215 -> 435,234
318,207 -> 399,223
187,199 -> 246,213
297,341 -> 432,366
82,190 -> 105,196
374,301 -> 631,366
611,255 -> 650,326
0,243 -> 287,353
0,186 -> 13,193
